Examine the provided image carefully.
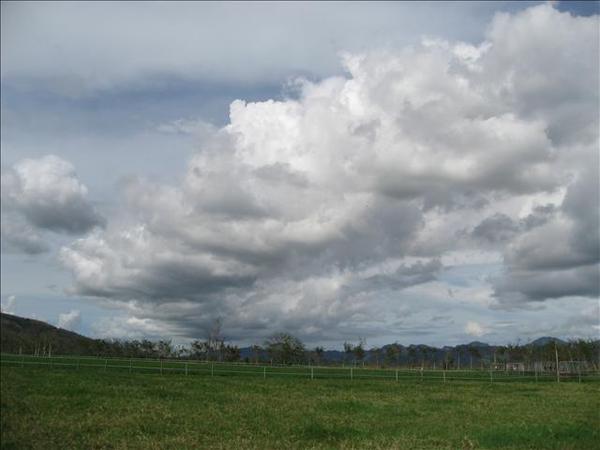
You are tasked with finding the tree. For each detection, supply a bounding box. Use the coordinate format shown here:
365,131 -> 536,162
222,344 -> 240,362
343,342 -> 354,365
467,345 -> 481,369
572,338 -> 600,368
140,339 -> 155,357
385,344 -> 399,367
251,345 -> 263,363
370,346 -> 383,368
353,338 -> 366,366
408,346 -> 417,367
265,332 -> 305,365
190,340 -> 207,360
443,350 -> 454,369
156,340 -> 173,358
206,318 -> 224,361
314,346 -> 325,365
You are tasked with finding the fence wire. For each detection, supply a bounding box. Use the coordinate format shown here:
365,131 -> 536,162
2,354 -> 599,383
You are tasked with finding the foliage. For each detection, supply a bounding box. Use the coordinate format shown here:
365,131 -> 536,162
353,338 -> 366,364
265,332 -> 306,364
3,313 -> 599,370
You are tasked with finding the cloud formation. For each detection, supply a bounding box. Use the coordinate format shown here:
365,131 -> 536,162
492,162 -> 600,305
1,295 -> 17,314
53,4 -> 599,343
57,309 -> 81,332
1,155 -> 104,253
465,321 -> 487,337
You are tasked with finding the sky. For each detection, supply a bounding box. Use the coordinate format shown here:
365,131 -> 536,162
1,1 -> 599,349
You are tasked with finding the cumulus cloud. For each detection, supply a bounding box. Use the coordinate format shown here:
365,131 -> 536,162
1,214 -> 50,254
2,155 -> 105,233
1,155 -> 104,253
1,295 -> 17,314
465,321 -> 486,337
57,4 -> 598,342
492,156 -> 599,306
91,315 -> 168,340
57,309 -> 81,331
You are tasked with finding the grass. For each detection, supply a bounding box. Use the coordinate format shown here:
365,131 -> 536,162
1,365 -> 599,449
4,354 -> 595,382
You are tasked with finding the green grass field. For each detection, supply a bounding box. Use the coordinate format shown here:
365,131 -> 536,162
1,365 -> 599,449
3,354 -> 597,383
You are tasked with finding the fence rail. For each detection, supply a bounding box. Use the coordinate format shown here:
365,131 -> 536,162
2,354 -> 599,384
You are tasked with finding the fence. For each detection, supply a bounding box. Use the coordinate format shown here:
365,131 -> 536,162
2,354 -> 599,383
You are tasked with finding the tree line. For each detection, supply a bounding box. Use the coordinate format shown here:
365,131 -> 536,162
2,313 -> 598,368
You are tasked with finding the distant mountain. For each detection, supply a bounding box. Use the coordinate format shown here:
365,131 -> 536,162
465,341 -> 490,347
531,336 -> 567,347
3,312 -> 593,365
1,312 -> 96,355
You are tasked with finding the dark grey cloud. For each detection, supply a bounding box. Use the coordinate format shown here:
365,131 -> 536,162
467,205 -> 556,247
492,161 -> 600,306
0,214 -> 50,254
493,265 -> 599,305
471,213 -> 520,244
522,204 -> 556,230
346,259 -> 443,294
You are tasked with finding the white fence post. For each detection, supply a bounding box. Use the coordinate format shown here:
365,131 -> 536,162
185,362 -> 188,376
350,367 -> 353,381
311,367 -> 314,380
263,366 -> 266,379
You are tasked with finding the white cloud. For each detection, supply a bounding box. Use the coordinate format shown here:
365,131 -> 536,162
1,155 -> 104,254
48,4 -> 599,343
465,321 -> 487,337
58,309 -> 81,332
91,315 -> 170,340
1,295 -> 17,314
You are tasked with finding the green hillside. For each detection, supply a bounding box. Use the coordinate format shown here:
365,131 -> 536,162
0,312 -> 96,356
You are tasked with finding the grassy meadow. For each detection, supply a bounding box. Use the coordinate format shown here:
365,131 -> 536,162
1,364 -> 599,449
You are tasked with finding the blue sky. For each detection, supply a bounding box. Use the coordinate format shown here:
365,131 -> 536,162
1,1 -> 598,348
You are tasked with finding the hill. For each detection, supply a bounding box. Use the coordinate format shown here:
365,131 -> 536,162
3,312 -> 596,366
1,312 -> 96,355
531,336 -> 567,346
